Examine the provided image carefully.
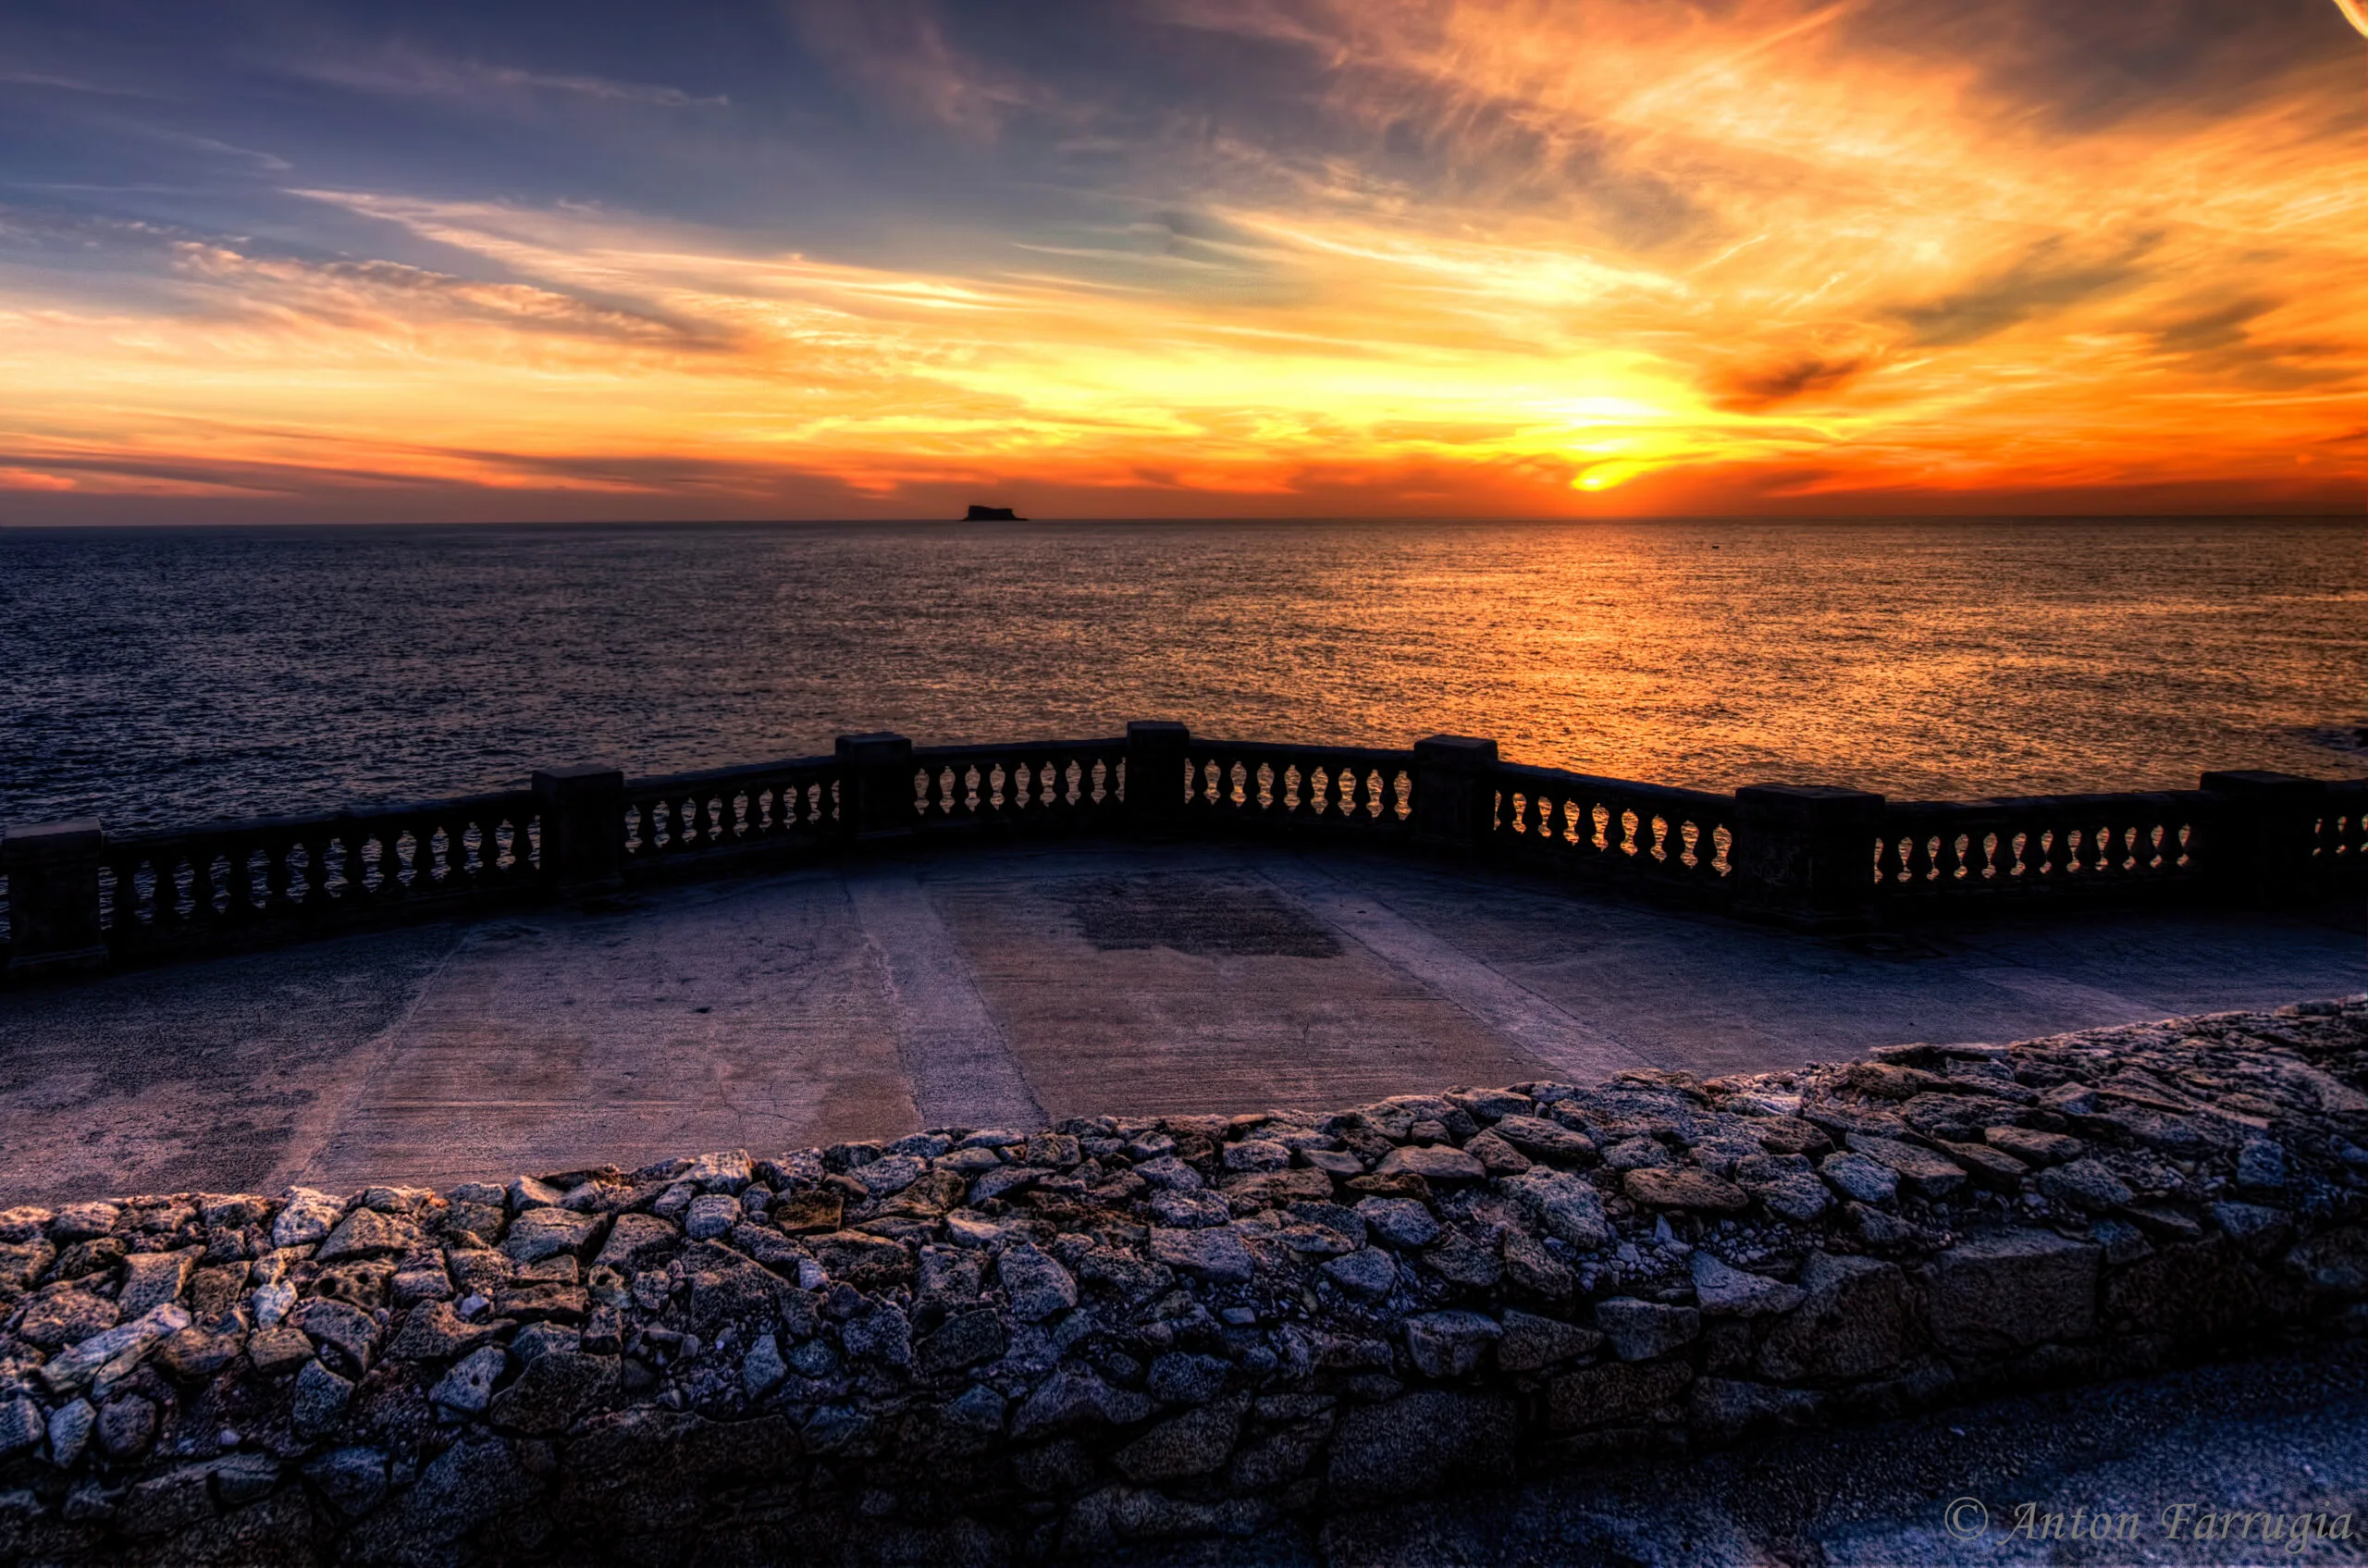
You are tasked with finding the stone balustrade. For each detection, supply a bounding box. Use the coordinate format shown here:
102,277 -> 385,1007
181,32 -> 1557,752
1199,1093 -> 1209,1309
0,999 -> 2363,1562
2,724 -> 2361,978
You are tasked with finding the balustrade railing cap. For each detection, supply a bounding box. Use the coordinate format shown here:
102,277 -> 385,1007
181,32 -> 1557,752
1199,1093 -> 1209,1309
2200,770 -> 2325,796
835,732 -> 914,763
1736,784 -> 1886,804
1413,735 -> 1499,763
533,765 -> 625,796
0,819 -> 105,864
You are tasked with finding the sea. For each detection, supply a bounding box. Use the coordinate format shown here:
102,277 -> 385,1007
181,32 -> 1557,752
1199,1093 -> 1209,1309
2,517 -> 2362,833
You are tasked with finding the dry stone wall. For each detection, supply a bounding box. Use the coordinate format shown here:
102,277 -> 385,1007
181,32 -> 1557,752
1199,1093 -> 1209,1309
4,997 -> 2368,1564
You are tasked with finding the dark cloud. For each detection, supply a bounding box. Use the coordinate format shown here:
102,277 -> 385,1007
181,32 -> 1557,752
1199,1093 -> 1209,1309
1839,0 -> 2358,132
1709,354 -> 1869,413
1895,236 -> 2156,347
2144,293 -> 2359,389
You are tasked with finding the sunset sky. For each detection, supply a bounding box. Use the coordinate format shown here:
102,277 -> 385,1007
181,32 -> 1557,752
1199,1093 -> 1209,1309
1,0 -> 2362,522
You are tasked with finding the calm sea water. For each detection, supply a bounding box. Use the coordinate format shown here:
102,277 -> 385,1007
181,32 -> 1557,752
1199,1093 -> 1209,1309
2,518 -> 2361,833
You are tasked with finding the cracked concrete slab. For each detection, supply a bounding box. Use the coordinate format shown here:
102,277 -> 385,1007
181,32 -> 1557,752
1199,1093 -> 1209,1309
0,841 -> 2357,1203
846,868 -> 1044,1132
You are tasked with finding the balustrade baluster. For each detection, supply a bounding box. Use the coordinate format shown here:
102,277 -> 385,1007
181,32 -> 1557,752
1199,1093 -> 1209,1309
289,835 -> 314,906
260,838 -> 290,913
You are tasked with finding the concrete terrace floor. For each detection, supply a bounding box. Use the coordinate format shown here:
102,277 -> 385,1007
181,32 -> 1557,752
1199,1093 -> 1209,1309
0,840 -> 2360,1206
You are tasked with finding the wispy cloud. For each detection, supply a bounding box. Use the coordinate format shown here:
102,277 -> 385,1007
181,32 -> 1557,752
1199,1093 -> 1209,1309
294,53 -> 727,109
0,0 -> 2361,517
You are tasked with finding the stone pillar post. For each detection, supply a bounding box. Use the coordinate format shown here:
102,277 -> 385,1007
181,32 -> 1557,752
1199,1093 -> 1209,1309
1730,784 -> 1887,931
835,733 -> 918,842
2,819 -> 109,976
532,766 -> 626,893
1125,721 -> 1190,833
1412,735 -> 1500,851
2199,771 -> 2326,907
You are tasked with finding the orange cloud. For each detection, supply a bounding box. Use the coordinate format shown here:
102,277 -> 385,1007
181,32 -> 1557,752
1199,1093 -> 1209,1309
1,0 -> 2361,520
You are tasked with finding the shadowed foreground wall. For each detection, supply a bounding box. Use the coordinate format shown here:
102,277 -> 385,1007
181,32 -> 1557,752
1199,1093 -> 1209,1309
0,998 -> 2365,1563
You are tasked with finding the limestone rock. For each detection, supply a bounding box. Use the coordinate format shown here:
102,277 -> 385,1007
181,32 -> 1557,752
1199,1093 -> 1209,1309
1149,1190 -> 1230,1228
294,1297 -> 380,1370
1488,1116 -> 1597,1164
317,1207 -> 421,1263
272,1189 -> 345,1249
117,1250 -> 197,1317
1496,1308 -> 1601,1372
1758,1253 -> 1920,1381
1595,1298 -> 1700,1362
1329,1390 -> 1514,1500
40,1303 -> 191,1396
1622,1167 -> 1749,1213
52,1201 -> 121,1241
1503,1170 -> 1613,1249
1819,1153 -> 1898,1205
1404,1310 -> 1502,1377
1355,1197 -> 1442,1250
1148,1352 -> 1230,1404
684,1194 -> 739,1241
47,1399 -> 96,1467
431,1345 -> 508,1414
1690,1377 -> 1821,1441
17,1289 -> 121,1350
1011,1367 -> 1155,1438
1376,1145 -> 1487,1183
2037,1159 -> 2134,1213
1547,1360 -> 1693,1428
1150,1226 -> 1254,1285
1113,1393 -> 1249,1481
1322,1247 -> 1399,1299
292,1358 -> 355,1438
1929,1231 -> 2100,1353
594,1213 -> 680,1273
486,1350 -> 618,1433
1690,1252 -> 1806,1316
1751,1173 -> 1832,1222
387,1301 -> 509,1362
1462,1130 -> 1532,1175
915,1308 -> 1005,1376
1935,1139 -> 2029,1188
1845,1133 -> 1967,1200
501,1205 -> 603,1264
0,1397 -> 42,1457
1984,1125 -> 2084,1166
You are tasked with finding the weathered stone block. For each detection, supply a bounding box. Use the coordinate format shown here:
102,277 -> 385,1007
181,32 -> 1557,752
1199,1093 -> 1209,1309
1547,1360 -> 1693,1428
1928,1231 -> 2099,1354
1594,1298 -> 1700,1362
1113,1393 -> 1249,1482
1758,1252 -> 1921,1381
1328,1390 -> 1515,1500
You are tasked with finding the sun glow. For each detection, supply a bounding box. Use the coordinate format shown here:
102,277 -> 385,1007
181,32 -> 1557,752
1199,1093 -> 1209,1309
0,0 -> 2361,519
